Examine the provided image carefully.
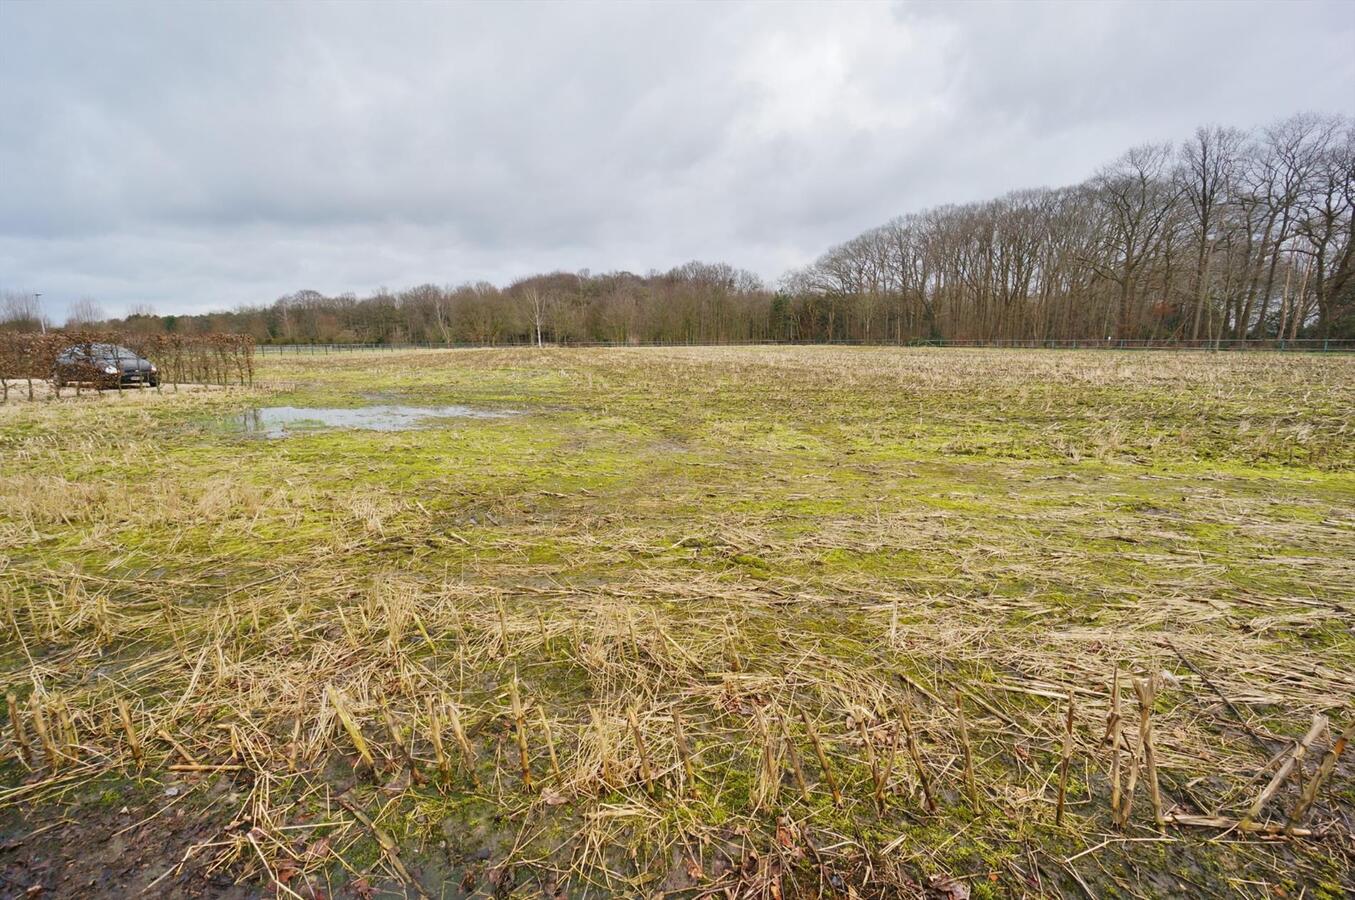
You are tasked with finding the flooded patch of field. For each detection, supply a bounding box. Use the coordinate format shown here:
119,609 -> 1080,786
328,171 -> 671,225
229,403 -> 514,437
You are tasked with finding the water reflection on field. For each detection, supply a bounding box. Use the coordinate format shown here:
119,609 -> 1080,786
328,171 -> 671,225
229,404 -> 514,437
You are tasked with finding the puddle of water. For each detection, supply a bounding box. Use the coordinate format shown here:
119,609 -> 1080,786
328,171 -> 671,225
229,404 -> 513,437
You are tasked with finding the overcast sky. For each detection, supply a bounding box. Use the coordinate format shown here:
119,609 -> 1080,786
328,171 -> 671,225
2,1 -> 1352,321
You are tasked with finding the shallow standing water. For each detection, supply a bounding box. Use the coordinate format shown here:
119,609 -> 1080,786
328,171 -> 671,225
229,404 -> 513,437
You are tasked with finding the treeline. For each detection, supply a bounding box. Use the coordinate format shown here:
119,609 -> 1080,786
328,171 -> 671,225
5,113 -> 1351,344
132,263 -> 778,346
789,113 -> 1354,343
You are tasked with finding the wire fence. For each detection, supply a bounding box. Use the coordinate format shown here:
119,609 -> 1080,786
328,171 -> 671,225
255,338 -> 1355,354
5,334 -> 1342,403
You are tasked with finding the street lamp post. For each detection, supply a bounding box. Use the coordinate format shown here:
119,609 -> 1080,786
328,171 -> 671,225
34,293 -> 44,333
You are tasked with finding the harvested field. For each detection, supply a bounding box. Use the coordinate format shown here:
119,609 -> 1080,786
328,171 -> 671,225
1,346 -> 1352,899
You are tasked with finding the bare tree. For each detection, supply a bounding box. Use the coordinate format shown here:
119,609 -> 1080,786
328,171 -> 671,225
66,297 -> 107,328
1179,126 -> 1245,340
520,286 -> 551,347
1239,115 -> 1338,337
1090,144 -> 1183,340
1293,122 -> 1355,339
0,290 -> 47,333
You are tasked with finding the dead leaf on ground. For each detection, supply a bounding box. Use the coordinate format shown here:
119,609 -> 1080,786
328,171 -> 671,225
930,874 -> 970,900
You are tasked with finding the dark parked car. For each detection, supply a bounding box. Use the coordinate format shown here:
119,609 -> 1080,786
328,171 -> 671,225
54,343 -> 159,388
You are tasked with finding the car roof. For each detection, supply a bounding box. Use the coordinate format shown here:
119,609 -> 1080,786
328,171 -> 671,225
63,343 -> 141,356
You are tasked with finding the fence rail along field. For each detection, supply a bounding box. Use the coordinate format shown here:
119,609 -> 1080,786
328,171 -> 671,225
253,337 -> 1355,355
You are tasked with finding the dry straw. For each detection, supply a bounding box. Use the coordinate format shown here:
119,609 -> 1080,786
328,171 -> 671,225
2,347 -> 1351,894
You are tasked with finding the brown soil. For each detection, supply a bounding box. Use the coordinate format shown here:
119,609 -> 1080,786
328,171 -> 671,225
0,779 -> 254,900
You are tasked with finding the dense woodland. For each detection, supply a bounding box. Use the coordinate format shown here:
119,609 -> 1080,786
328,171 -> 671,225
5,113 -> 1352,344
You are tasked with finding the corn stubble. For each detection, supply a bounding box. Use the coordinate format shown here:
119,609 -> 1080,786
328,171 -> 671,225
1,347 -> 1352,896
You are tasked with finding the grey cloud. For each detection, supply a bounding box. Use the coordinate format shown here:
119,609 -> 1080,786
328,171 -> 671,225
2,0 -> 1352,320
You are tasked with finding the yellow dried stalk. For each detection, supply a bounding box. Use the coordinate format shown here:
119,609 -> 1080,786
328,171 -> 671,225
327,685 -> 375,771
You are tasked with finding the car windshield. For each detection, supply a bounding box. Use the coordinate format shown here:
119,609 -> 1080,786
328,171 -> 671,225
59,344 -> 145,363
81,344 -> 142,362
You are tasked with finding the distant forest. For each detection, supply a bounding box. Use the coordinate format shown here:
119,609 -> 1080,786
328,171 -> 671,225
5,113 -> 1352,343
